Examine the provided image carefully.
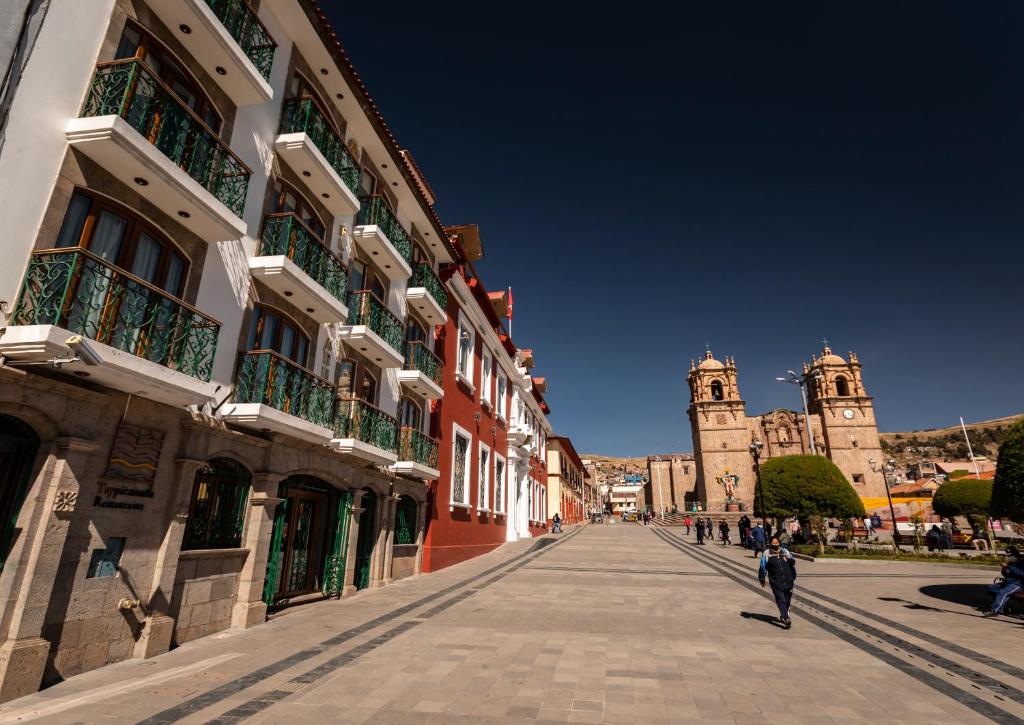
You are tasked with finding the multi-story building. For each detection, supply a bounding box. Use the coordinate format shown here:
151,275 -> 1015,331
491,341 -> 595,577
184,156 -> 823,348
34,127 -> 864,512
422,241 -> 553,571
688,345 -> 886,510
0,0 -> 458,699
546,435 -> 585,525
609,477 -> 643,516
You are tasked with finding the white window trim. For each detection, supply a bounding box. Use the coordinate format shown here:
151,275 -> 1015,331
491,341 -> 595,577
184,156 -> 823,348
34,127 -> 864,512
495,375 -> 507,423
455,317 -> 475,391
449,422 -> 473,511
481,350 -> 493,405
477,441 -> 491,513
493,453 -> 506,515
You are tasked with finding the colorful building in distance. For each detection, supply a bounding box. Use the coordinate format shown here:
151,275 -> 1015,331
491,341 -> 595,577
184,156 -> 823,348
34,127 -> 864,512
547,435 -> 586,525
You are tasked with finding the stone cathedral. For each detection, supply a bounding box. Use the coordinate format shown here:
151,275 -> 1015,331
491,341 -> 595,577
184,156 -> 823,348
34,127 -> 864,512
687,344 -> 886,511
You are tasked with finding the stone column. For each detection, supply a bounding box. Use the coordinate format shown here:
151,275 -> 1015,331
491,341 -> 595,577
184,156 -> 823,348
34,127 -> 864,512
413,500 -> 427,575
380,494 -> 399,586
369,493 -> 391,589
0,437 -> 97,702
132,458 -> 204,660
231,472 -> 285,629
340,490 -> 364,599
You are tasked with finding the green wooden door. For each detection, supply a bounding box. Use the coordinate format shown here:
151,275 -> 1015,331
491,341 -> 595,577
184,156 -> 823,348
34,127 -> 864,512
354,491 -> 376,590
322,491 -> 353,597
0,416 -> 40,573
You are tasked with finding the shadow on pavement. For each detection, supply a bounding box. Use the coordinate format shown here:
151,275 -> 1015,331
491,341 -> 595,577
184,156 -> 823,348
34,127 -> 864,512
917,583 -> 991,610
740,611 -> 786,629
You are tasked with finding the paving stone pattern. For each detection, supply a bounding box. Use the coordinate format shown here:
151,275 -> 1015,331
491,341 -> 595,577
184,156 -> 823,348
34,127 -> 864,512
1,525 -> 1022,724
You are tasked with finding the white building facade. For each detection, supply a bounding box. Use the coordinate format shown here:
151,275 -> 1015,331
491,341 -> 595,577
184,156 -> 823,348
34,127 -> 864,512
0,0 -> 454,698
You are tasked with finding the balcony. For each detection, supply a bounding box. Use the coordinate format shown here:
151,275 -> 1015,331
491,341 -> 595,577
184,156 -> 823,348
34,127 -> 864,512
219,350 -> 336,443
396,341 -> 443,400
406,262 -> 447,326
391,427 -> 440,480
0,248 -> 221,406
147,0 -> 275,105
330,397 -> 398,466
275,97 -> 361,218
508,421 -> 530,447
337,291 -> 404,368
66,59 -> 250,242
249,213 -> 348,324
352,196 -> 412,281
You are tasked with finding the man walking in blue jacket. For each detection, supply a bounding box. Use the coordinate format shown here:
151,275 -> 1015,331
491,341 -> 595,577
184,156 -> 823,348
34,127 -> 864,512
758,537 -> 797,628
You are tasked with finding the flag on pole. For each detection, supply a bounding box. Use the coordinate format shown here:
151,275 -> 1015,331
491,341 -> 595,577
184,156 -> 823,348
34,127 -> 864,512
507,286 -> 513,320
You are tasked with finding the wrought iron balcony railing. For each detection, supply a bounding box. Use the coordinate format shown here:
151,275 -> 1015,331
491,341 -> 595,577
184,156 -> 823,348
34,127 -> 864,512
404,341 -> 443,386
82,59 -> 251,217
259,213 -> 348,305
11,248 -> 221,381
334,397 -> 398,454
355,195 -> 412,264
233,350 -> 336,429
347,291 -> 404,355
411,262 -> 447,310
279,97 -> 361,197
398,427 -> 439,469
204,0 -> 277,80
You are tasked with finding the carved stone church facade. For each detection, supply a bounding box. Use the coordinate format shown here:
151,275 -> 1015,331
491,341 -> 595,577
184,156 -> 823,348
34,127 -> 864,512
687,345 -> 886,511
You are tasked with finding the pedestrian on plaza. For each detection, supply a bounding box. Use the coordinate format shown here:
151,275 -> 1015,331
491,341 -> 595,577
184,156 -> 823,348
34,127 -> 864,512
764,520 -> 773,541
929,524 -> 944,551
552,512 -> 562,534
695,518 -> 705,545
719,520 -> 731,545
758,536 -> 797,628
863,516 -> 873,536
985,546 -> 1024,617
751,522 -> 767,558
941,518 -> 954,549
684,515 -> 693,535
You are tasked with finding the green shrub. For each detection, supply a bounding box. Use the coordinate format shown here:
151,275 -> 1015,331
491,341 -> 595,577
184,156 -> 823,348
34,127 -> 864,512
933,479 -> 992,519
992,420 -> 1024,521
755,455 -> 865,520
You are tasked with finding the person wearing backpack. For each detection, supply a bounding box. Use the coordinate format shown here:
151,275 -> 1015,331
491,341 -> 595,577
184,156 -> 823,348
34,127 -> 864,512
758,536 -> 797,629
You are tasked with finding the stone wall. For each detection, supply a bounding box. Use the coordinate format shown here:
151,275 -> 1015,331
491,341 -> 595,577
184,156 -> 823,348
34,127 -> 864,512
170,550 -> 248,646
391,545 -> 417,581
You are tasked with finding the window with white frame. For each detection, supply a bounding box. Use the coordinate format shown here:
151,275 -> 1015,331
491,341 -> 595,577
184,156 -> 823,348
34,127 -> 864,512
481,352 -> 492,405
450,424 -> 472,507
456,318 -> 474,382
478,442 -> 490,511
496,375 -> 507,419
494,454 -> 506,513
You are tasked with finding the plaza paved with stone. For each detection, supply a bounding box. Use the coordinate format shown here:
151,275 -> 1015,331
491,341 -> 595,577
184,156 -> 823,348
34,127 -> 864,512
2,524 -> 1023,724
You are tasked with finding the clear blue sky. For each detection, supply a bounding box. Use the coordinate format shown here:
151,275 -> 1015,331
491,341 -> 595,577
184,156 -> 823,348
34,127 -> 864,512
326,1 -> 1024,456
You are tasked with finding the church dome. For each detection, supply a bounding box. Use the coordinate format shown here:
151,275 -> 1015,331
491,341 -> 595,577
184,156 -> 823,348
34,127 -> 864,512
698,350 -> 724,370
818,345 -> 846,365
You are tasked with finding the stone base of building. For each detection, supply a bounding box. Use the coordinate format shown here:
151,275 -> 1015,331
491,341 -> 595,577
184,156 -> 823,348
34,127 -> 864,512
0,637 -> 49,702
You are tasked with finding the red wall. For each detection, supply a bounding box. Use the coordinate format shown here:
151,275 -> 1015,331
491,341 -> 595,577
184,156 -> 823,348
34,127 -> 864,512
423,284 -> 513,572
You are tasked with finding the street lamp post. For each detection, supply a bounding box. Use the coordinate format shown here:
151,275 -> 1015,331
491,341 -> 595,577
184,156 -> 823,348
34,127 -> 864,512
882,458 -> 900,556
749,440 -> 765,520
776,370 -> 821,455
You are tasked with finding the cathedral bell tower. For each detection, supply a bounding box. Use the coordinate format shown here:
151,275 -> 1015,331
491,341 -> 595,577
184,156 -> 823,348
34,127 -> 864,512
688,350 -> 753,510
805,344 -> 886,498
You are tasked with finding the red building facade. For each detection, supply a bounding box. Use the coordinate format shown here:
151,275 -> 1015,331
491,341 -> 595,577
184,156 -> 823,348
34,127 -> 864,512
422,231 -> 554,571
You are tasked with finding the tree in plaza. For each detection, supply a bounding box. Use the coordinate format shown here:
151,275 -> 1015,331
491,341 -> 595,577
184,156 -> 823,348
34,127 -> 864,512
992,420 -> 1024,523
932,478 -> 994,550
755,455 -> 865,553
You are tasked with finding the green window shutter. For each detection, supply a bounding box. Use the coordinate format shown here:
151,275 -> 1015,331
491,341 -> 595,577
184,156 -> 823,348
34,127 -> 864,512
322,491 -> 352,597
262,497 -> 288,606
